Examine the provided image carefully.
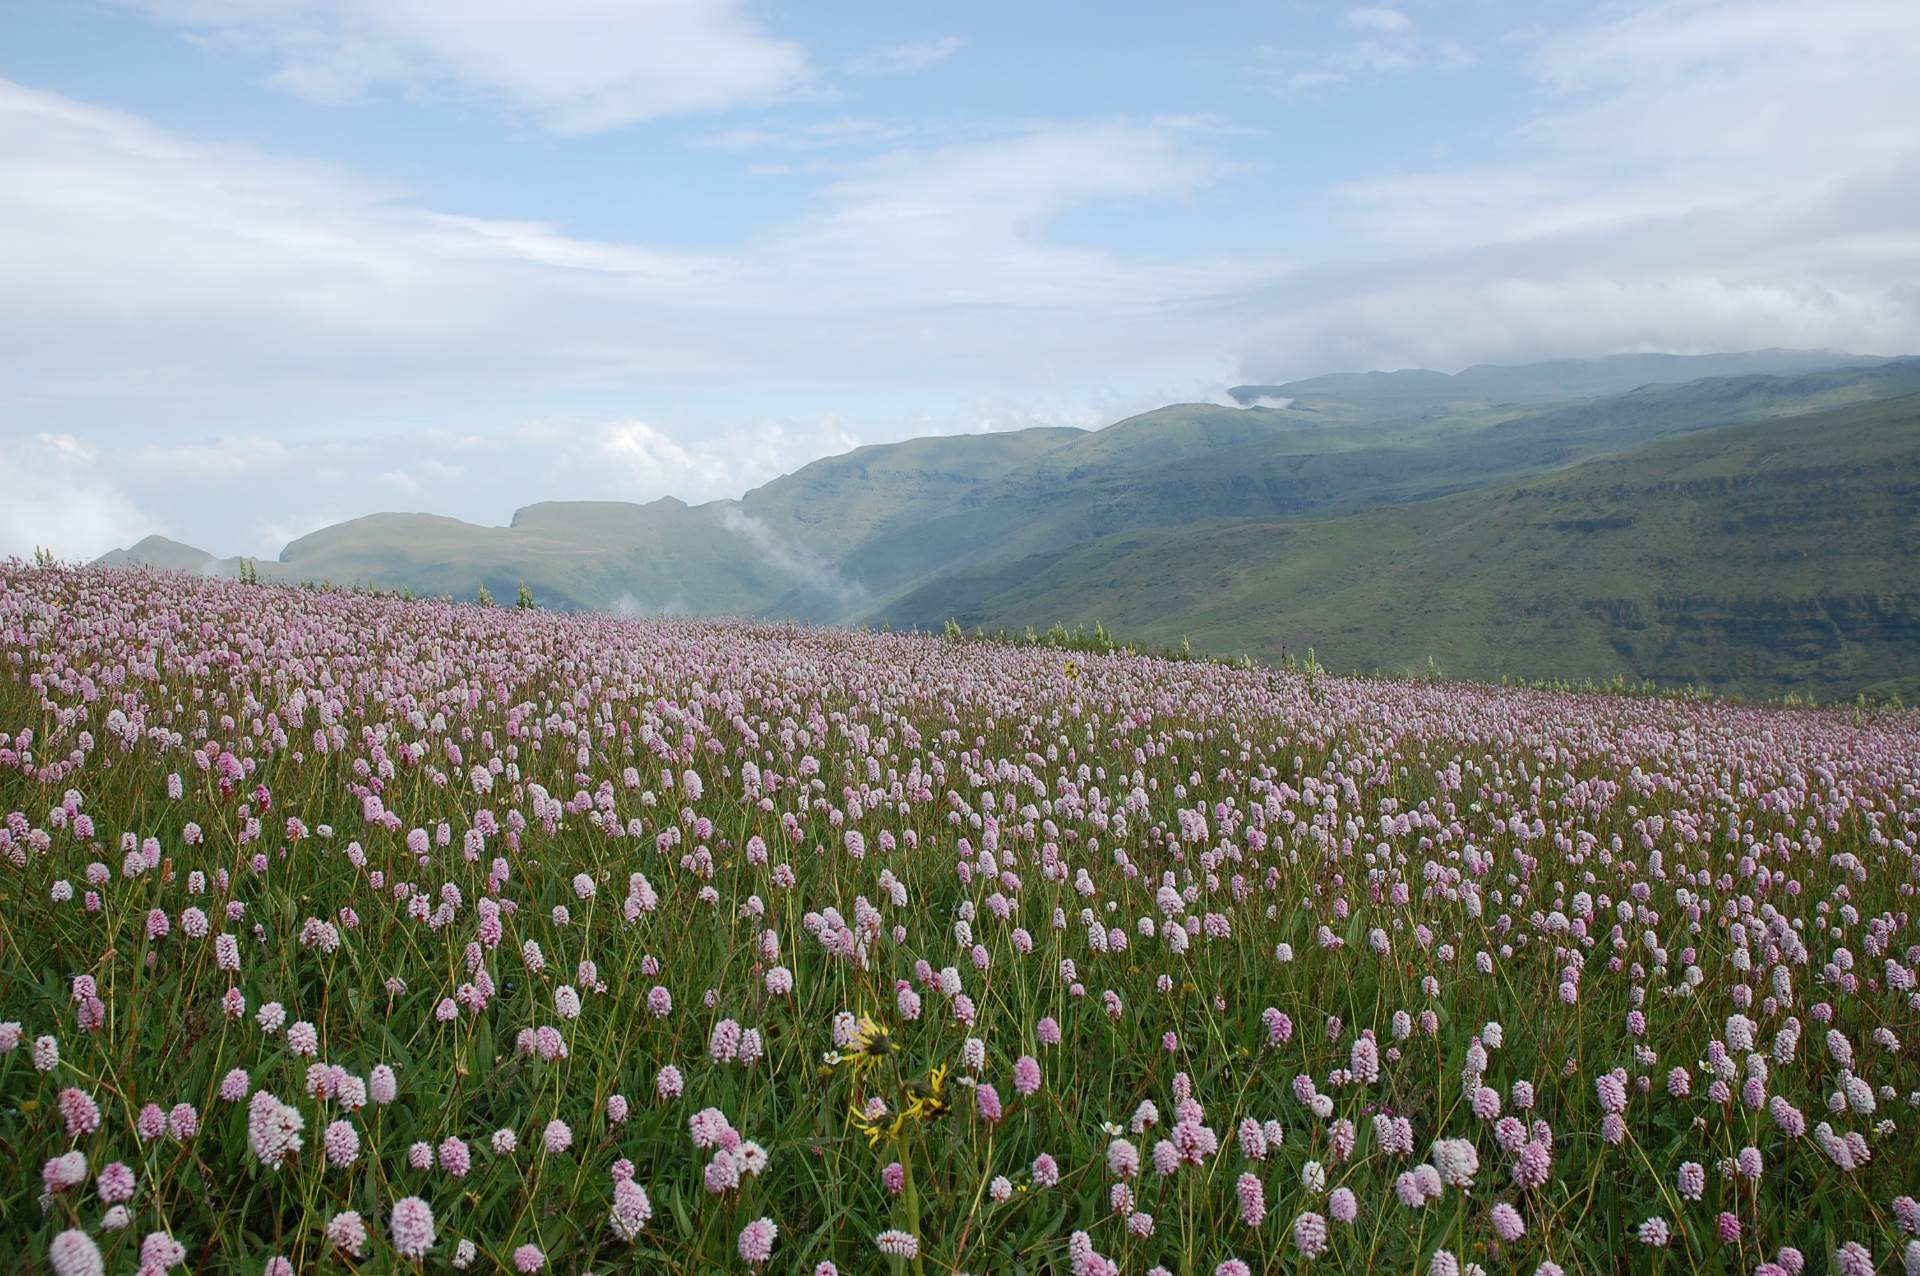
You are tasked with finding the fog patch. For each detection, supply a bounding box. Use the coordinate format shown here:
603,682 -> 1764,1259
717,507 -> 868,606
608,592 -> 693,619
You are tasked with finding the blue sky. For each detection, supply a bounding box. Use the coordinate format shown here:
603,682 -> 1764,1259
3,0 -> 1918,559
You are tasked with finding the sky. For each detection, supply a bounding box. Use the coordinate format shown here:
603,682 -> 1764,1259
3,0 -> 1918,560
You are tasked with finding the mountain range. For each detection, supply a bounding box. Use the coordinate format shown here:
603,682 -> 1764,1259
100,349 -> 1920,699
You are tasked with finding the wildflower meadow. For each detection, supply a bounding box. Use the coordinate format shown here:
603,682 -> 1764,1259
5,561 -> 1920,1276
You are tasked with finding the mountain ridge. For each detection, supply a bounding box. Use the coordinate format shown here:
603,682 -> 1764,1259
97,349 -> 1920,696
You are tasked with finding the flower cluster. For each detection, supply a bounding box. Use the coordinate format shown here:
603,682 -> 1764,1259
3,563 -> 1919,1272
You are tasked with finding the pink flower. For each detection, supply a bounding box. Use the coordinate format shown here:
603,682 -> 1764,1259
326,1211 -> 369,1257
689,1107 -> 733,1148
391,1195 -> 436,1259
323,1119 -> 360,1167
1834,1242 -> 1874,1276
1292,1212 -> 1329,1260
97,1162 -> 136,1204
48,1231 -> 104,1276
43,1151 -> 87,1192
247,1090 -> 305,1168
1237,1172 -> 1267,1227
738,1217 -> 778,1265
611,1177 -> 653,1241
1329,1187 -> 1358,1223
875,1230 -> 918,1259
57,1087 -> 100,1137
1012,1054 -> 1042,1096
512,1243 -> 545,1272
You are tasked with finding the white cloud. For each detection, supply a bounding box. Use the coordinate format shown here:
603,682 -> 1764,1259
0,80 -> 1242,417
595,420 -> 733,492
847,36 -> 965,77
7,0 -> 1920,558
1256,6 -> 1468,94
690,117 -> 913,153
609,592 -> 693,618
0,434 -> 156,561
1212,0 -> 1920,380
123,0 -> 809,132
129,437 -> 293,477
771,119 -> 1243,310
1346,8 -> 1412,35
717,507 -> 866,604
1332,0 -> 1920,253
538,417 -> 864,505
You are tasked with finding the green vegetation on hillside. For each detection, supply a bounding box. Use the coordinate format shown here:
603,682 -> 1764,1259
876,394 -> 1920,698
94,351 -> 1920,696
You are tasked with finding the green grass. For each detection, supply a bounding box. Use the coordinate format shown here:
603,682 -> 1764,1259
4,565 -> 1920,1272
876,393 -> 1920,699
94,357 -> 1920,698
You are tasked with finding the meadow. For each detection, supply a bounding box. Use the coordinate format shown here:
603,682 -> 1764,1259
3,562 -> 1919,1275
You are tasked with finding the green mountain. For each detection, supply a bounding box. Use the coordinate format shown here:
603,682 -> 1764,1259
796,359 -> 1920,621
97,535 -> 222,574
95,349 -> 1920,696
1229,348 -> 1894,407
877,394 -> 1920,699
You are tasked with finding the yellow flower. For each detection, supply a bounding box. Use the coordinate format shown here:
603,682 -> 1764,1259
838,1016 -> 897,1080
901,1066 -> 951,1123
848,1101 -> 896,1148
848,1065 -> 951,1147
1063,659 -> 1080,680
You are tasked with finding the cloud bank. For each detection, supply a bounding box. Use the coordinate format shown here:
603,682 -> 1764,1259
3,0 -> 1918,560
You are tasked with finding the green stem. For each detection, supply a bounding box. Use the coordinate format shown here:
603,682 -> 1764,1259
901,1132 -> 927,1276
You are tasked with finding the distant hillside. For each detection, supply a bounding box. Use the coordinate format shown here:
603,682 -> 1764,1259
97,535 -> 221,574
877,394 -> 1920,699
95,349 -> 1920,696
1229,348 -> 1894,407
806,359 -> 1920,622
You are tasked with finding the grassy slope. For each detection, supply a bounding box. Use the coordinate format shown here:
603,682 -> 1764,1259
828,362 -> 1920,622
89,357 -> 1920,694
98,428 -> 1095,615
260,502 -> 794,614
875,394 -> 1920,698
96,535 -> 220,574
1230,347 -> 1891,404
738,426 -> 1087,561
